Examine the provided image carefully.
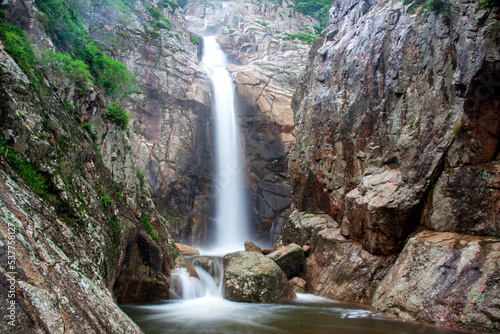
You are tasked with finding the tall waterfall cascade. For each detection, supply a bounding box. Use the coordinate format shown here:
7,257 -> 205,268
170,36 -> 250,299
202,36 -> 249,255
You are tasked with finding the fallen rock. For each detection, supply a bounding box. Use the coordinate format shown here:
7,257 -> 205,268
290,277 -> 307,294
223,251 -> 296,303
244,241 -> 262,253
266,243 -> 305,278
175,243 -> 200,255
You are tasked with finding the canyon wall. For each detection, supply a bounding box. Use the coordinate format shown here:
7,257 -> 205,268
81,0 -> 215,244
0,0 -> 194,332
282,0 -> 500,332
184,0 -> 318,242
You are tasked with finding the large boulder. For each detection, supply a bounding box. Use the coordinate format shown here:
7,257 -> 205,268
223,251 -> 296,303
266,243 -> 305,278
372,231 -> 500,332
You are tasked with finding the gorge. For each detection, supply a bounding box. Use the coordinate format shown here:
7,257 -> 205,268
0,0 -> 499,333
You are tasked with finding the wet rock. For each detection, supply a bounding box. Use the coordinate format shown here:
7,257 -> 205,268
266,243 -> 305,278
175,243 -> 200,255
244,240 -> 262,253
223,251 -> 296,303
372,231 -> 500,333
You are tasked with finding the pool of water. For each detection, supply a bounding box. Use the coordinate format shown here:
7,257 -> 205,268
121,294 -> 475,334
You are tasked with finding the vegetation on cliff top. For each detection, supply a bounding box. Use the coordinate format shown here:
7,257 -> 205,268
292,0 -> 331,28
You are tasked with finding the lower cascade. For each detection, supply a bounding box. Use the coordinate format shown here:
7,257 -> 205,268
170,257 -> 223,299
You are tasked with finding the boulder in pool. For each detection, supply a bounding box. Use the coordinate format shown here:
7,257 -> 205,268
223,251 -> 296,303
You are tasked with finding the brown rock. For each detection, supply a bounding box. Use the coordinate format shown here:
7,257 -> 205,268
261,248 -> 272,255
302,245 -> 311,256
372,231 -> 500,333
281,211 -> 395,304
244,240 -> 262,253
289,277 -> 307,294
175,243 -> 200,255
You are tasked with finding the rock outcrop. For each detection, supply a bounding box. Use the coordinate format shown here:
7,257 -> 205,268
185,0 -> 318,241
223,250 -> 296,302
285,0 -> 500,332
372,230 -> 500,333
279,210 -> 395,304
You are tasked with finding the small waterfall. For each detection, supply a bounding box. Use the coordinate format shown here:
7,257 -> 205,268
202,36 -> 249,254
171,257 -> 224,299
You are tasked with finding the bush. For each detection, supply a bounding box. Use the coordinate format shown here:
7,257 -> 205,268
159,0 -> 179,11
42,49 -> 92,88
284,32 -> 318,44
80,43 -> 138,98
0,20 -> 35,78
141,217 -> 159,242
34,0 -> 88,52
292,0 -> 331,28
107,103 -> 130,129
0,140 -> 48,196
99,192 -> 112,208
190,34 -> 201,44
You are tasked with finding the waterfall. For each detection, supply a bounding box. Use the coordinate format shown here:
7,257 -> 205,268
202,36 -> 249,254
170,36 -> 248,302
171,257 -> 224,299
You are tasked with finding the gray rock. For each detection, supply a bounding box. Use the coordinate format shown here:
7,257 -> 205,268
266,243 -> 305,278
223,251 -> 296,303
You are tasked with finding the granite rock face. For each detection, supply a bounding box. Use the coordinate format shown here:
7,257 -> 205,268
223,250 -> 296,303
77,0 -> 214,245
279,210 -> 395,304
372,231 -> 500,333
290,0 -> 500,255
185,0 -> 318,241
286,0 -> 500,332
0,1 -> 184,332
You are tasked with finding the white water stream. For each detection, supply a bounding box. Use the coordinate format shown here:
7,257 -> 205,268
201,36 -> 249,255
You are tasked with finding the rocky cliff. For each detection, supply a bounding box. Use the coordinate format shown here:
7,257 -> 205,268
284,0 -> 500,332
83,0 -> 214,245
0,0 -> 191,332
184,0 -> 318,242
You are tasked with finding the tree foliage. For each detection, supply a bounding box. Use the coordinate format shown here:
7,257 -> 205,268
293,0 -> 331,28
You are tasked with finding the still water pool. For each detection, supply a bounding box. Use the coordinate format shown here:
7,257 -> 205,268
121,294 -> 476,334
